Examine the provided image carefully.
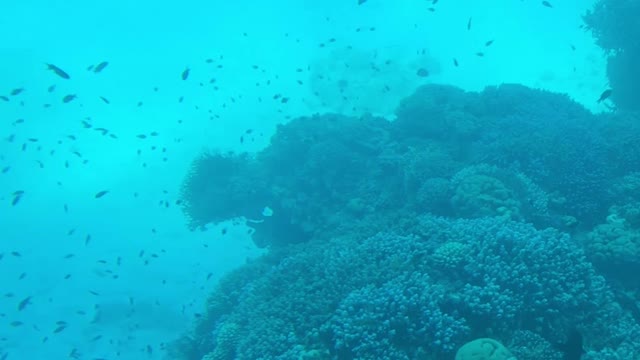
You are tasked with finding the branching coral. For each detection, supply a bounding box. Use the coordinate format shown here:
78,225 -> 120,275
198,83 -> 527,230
175,216 -> 639,359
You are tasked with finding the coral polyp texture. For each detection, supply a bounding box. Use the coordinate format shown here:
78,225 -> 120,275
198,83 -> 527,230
177,83 -> 640,359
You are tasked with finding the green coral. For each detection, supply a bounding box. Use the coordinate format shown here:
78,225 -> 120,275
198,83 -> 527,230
455,338 -> 515,360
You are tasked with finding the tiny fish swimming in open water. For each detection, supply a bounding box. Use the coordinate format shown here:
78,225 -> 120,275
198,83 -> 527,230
46,63 -> 70,79
94,61 -> 109,73
18,296 -> 32,311
95,190 -> 109,198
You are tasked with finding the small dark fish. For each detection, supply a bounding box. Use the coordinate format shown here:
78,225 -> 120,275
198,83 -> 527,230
99,96 -> 110,104
597,89 -> 612,103
11,194 -> 22,206
0,95 -> 9,101
10,321 -> 23,327
18,296 -> 32,311
136,134 -> 147,139
542,1 -> 552,7
467,17 -> 472,30
476,52 -> 485,57
416,68 -> 429,77
358,0 -> 367,4
62,94 -> 77,103
10,88 -> 24,96
181,67 -> 190,80
94,190 -> 109,198
1,166 -> 9,174
453,58 -> 459,67
46,63 -> 70,79
93,61 -> 109,73
48,85 -> 56,92
53,325 -> 67,333
485,39 -> 494,47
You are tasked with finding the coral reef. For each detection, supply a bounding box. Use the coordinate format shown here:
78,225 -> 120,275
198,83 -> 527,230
181,83 -> 640,247
176,82 -> 640,359
174,216 -> 640,359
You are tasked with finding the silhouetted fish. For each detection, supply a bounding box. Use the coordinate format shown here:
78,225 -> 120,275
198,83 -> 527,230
94,61 -> 109,73
46,63 -> 70,79
18,296 -> 32,311
94,190 -> 109,198
597,89 -> 612,103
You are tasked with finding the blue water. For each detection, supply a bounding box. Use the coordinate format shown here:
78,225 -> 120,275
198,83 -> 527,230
0,0 -> 621,359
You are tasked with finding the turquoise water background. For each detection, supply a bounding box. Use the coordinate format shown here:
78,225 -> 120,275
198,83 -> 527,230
0,0 -> 609,358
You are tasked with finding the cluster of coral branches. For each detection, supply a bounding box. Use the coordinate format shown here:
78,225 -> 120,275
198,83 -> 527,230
175,84 -> 640,360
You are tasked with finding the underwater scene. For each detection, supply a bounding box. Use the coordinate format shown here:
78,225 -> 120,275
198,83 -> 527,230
2,0 -> 640,359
